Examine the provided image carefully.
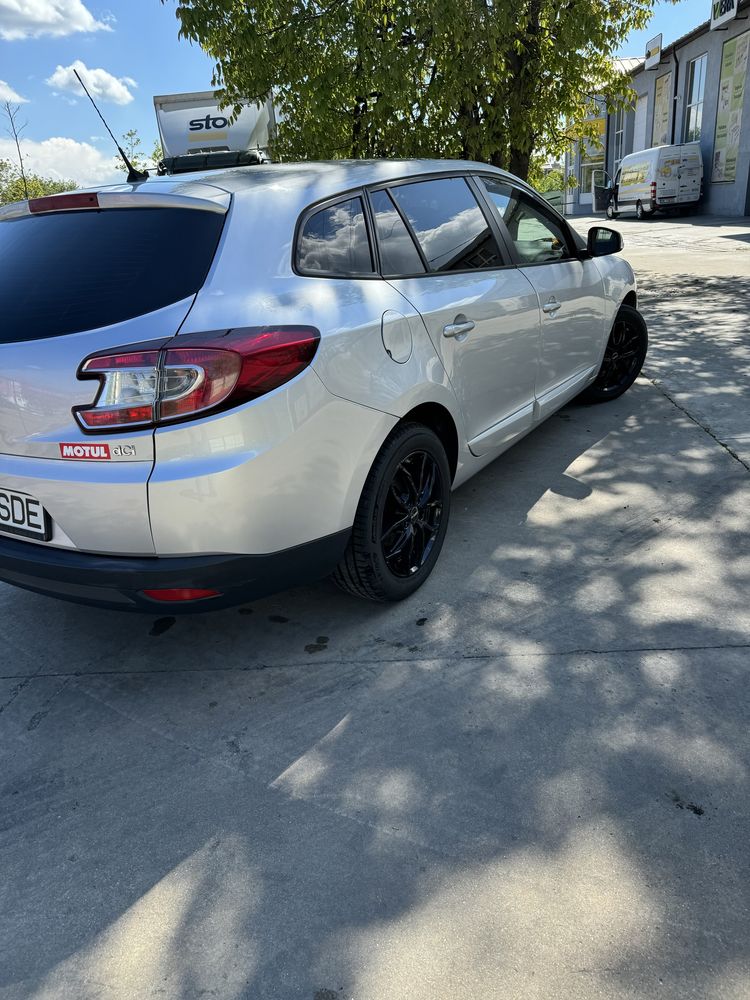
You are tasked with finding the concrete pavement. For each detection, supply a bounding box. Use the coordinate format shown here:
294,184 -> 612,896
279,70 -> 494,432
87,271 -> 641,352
2,215 -> 750,1000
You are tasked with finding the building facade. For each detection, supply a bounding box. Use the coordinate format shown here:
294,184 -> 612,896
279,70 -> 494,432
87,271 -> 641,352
565,0 -> 750,217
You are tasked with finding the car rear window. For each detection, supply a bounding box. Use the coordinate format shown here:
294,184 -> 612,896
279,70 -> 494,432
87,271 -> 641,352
296,196 -> 374,277
0,207 -> 225,343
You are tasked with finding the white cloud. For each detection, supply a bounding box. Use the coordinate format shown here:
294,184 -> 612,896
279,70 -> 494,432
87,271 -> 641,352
46,60 -> 136,106
0,79 -> 27,103
0,136 -> 122,187
0,0 -> 110,40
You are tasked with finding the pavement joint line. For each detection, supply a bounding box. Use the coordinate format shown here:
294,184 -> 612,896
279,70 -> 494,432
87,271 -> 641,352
1,640 -> 749,683
643,372 -> 750,473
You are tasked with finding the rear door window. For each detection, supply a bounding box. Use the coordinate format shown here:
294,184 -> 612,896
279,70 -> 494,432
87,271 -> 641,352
0,207 -> 226,344
389,177 -> 505,272
296,196 -> 374,276
369,189 -> 425,275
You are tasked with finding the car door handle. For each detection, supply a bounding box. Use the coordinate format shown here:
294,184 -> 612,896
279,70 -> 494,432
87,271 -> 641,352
542,298 -> 562,315
443,319 -> 475,339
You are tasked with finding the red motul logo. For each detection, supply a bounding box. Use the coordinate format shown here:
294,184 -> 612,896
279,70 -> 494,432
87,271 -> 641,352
59,443 -> 111,460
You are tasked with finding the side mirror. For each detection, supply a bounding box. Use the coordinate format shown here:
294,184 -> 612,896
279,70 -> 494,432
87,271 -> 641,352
587,226 -> 623,257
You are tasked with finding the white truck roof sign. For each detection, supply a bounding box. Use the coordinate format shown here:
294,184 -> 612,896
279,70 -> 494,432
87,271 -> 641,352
153,91 -> 274,159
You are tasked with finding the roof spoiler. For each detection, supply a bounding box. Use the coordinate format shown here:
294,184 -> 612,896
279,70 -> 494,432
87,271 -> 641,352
157,148 -> 271,175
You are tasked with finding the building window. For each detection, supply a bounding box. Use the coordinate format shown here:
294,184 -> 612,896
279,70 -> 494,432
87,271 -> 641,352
612,107 -> 625,172
685,53 -> 707,141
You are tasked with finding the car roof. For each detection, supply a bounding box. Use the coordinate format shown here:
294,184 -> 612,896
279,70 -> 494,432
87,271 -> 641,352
89,158 -> 520,201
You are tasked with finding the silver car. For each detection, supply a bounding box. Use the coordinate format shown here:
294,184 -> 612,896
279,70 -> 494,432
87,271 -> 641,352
0,160 -> 647,612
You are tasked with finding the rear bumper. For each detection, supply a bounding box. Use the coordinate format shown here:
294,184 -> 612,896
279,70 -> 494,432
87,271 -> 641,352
0,529 -> 350,613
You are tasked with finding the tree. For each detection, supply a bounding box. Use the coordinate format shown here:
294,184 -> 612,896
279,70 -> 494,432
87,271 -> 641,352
2,101 -> 30,198
113,129 -> 163,173
163,0 -> 674,180
531,167 -> 565,194
1,103 -> 77,205
0,159 -> 76,205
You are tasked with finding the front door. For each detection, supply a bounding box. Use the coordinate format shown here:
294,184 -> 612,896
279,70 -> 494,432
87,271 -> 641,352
477,177 -> 607,418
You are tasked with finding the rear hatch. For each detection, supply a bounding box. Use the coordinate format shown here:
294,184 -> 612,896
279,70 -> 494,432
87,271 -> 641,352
0,185 -> 228,554
656,150 -> 681,204
679,143 -> 703,202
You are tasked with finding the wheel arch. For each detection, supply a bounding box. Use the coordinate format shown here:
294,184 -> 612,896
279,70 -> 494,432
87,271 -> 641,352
621,290 -> 637,310
399,402 -> 459,483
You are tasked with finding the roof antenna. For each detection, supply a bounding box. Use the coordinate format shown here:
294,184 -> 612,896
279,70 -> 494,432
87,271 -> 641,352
73,68 -> 148,183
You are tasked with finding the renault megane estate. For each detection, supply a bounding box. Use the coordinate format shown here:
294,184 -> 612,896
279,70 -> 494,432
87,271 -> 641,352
0,159 -> 647,611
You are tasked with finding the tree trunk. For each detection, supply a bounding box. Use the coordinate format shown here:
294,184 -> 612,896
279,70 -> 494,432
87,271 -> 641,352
508,147 -> 531,181
489,147 -> 508,170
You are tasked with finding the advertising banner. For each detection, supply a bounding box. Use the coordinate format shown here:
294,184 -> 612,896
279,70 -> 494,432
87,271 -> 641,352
645,34 -> 662,71
652,73 -> 672,146
711,0 -> 739,31
712,31 -> 749,182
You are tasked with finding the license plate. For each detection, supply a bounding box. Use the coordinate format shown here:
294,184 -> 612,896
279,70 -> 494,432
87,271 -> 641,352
0,487 -> 51,541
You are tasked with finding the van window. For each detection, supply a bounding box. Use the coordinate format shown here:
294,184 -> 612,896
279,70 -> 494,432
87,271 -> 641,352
389,177 -> 505,272
0,207 -> 225,344
297,196 -> 374,277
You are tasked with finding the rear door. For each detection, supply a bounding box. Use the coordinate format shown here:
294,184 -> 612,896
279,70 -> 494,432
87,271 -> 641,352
477,177 -> 606,418
678,143 -> 703,203
0,193 -> 227,553
656,147 -> 681,206
376,175 -> 542,455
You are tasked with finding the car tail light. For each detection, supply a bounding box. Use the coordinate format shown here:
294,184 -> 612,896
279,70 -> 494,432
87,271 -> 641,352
142,588 -> 221,602
75,327 -> 320,432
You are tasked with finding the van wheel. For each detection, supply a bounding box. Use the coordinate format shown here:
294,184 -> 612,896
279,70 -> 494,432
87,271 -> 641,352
606,204 -> 617,220
333,423 -> 451,602
581,305 -> 648,403
635,200 -> 650,220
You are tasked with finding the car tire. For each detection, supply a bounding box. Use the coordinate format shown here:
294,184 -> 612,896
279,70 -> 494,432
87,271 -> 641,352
636,200 -> 645,220
332,423 -> 451,602
581,304 -> 648,403
606,203 -> 617,220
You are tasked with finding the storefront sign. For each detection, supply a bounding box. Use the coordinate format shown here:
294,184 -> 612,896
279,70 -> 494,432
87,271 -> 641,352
645,34 -> 663,70
712,31 -> 749,181
652,73 -> 672,146
711,0 -> 739,30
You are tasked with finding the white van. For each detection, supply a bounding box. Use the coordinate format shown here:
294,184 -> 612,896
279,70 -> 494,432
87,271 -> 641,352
607,142 -> 703,219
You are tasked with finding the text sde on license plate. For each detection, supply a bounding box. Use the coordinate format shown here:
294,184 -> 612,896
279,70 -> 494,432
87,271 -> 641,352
0,487 -> 51,541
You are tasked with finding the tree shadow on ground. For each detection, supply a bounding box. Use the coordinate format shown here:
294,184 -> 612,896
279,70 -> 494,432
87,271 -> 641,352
1,377 -> 749,999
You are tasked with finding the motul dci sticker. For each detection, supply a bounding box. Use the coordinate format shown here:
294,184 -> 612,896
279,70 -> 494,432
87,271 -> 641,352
59,443 -> 111,460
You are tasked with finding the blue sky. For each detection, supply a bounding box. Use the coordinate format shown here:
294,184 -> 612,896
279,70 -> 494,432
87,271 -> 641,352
0,0 -> 711,186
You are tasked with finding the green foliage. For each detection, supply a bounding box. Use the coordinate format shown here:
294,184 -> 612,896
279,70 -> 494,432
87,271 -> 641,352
528,164 -> 564,193
164,0 -> 674,180
114,129 -> 163,172
0,157 -> 76,205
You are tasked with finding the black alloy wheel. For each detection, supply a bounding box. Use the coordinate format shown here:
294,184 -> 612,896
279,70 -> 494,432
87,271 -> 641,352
582,304 -> 648,403
333,423 -> 451,601
381,450 -> 443,579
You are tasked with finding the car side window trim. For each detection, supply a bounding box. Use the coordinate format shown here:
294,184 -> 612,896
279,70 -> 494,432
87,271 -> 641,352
293,188 -> 379,280
364,186 -> 430,277
473,173 -> 580,267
